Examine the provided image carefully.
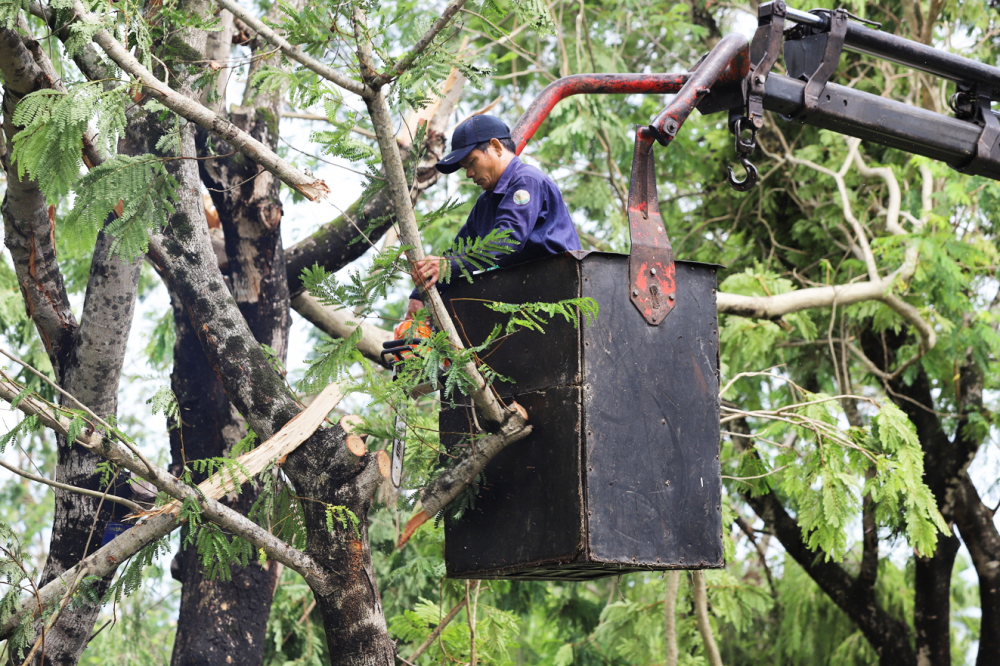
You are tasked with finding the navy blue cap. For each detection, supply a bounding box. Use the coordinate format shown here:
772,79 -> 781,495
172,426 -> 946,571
435,115 -> 511,174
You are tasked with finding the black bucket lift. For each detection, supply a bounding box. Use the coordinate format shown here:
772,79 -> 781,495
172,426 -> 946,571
440,128 -> 723,580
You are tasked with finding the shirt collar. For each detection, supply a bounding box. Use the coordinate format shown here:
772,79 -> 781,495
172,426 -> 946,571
491,156 -> 522,196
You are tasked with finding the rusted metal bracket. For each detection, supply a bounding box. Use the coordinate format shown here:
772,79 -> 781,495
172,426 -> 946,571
628,127 -> 676,326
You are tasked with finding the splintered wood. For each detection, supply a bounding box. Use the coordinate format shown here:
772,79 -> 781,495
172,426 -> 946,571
155,383 -> 346,516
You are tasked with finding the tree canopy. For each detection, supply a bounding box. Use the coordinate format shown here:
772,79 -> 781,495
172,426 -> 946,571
0,0 -> 997,665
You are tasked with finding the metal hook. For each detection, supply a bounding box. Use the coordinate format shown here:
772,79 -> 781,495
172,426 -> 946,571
727,155 -> 758,191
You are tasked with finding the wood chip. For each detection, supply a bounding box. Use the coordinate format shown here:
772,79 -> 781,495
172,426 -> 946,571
376,449 -> 391,479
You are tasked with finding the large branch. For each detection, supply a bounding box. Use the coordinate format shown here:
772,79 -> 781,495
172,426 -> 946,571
70,0 -> 329,201
954,474 -> 1000,665
292,293 -> 393,364
0,28 -> 78,375
352,6 -> 514,429
719,138 -> 936,377
0,377 -> 353,639
397,403 -> 532,546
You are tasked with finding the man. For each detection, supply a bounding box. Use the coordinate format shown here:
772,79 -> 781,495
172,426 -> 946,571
406,115 -> 581,319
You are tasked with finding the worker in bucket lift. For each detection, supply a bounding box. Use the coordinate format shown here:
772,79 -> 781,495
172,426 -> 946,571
404,115 -> 581,322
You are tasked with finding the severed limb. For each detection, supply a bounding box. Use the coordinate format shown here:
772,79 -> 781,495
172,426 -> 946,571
0,376 -> 360,640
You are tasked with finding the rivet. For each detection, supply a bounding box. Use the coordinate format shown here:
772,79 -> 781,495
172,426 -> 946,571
661,419 -> 666,424
664,480 -> 670,486
668,293 -> 675,301
632,289 -> 639,297
756,74 -> 766,85
650,267 -> 657,276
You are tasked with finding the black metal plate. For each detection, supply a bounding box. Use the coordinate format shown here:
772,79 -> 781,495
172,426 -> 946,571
441,254 -> 582,398
443,386 -> 585,578
581,256 -> 723,568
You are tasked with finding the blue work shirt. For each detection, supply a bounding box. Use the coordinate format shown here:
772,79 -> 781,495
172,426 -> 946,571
410,157 -> 581,300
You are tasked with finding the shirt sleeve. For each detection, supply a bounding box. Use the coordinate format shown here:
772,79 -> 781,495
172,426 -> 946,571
408,216 -> 476,301
478,177 -> 544,268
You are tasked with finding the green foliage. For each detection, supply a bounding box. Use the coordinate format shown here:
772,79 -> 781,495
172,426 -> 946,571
144,308 -> 176,371
0,414 -> 39,454
104,537 -> 171,605
440,228 -> 518,284
230,429 -> 258,458
301,246 -> 410,318
298,328 -> 364,394
868,402 -> 950,556
181,456 -> 251,495
146,386 -> 179,420
0,0 -> 26,29
485,296 -> 598,334
63,155 -> 179,259
0,519 -> 33,662
325,504 -> 360,535
11,85 -> 126,203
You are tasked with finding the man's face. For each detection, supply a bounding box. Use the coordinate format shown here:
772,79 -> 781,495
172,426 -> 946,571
459,139 -> 506,192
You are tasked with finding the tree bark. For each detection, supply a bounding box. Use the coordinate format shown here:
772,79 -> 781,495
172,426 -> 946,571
954,474 -> 1000,666
167,4 -> 295,658
0,25 -> 144,665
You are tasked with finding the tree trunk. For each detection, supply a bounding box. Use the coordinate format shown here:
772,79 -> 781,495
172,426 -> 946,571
0,25 -> 145,665
166,6 -> 295,660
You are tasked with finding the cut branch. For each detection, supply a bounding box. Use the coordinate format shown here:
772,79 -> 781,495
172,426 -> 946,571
398,403 -> 532,547
353,6 -> 512,428
0,376 -> 347,639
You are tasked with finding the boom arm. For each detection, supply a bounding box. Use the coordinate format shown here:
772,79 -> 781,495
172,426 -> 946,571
511,1 -> 1000,186
504,2 -> 1000,325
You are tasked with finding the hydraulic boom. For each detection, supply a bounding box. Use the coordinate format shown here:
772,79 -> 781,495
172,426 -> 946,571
510,1 -> 1000,189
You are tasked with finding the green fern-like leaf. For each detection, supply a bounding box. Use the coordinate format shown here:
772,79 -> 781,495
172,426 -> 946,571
11,85 -> 127,204
63,154 -> 179,259
441,228 -> 518,284
485,296 -> 599,334
0,0 -> 26,28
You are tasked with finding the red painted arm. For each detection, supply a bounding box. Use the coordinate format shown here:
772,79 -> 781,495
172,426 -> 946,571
511,34 -> 750,155
511,74 -> 688,154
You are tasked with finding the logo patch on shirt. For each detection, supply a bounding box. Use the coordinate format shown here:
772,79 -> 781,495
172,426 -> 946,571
513,189 -> 531,205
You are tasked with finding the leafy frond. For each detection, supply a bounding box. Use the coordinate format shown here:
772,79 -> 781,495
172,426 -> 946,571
485,296 -> 599,334
63,154 -> 179,258
11,85 -> 127,203
103,537 -> 171,605
441,228 -> 518,284
302,244 -> 409,316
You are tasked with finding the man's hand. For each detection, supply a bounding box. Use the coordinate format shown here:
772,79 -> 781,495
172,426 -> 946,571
405,298 -> 425,321
411,255 -> 443,289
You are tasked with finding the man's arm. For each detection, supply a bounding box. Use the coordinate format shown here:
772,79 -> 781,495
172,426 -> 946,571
406,210 -> 479,318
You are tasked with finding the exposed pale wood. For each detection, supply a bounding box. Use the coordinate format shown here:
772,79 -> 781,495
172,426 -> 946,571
163,382 -> 344,507
339,414 -> 366,437
345,434 -> 367,457
376,450 -> 392,479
